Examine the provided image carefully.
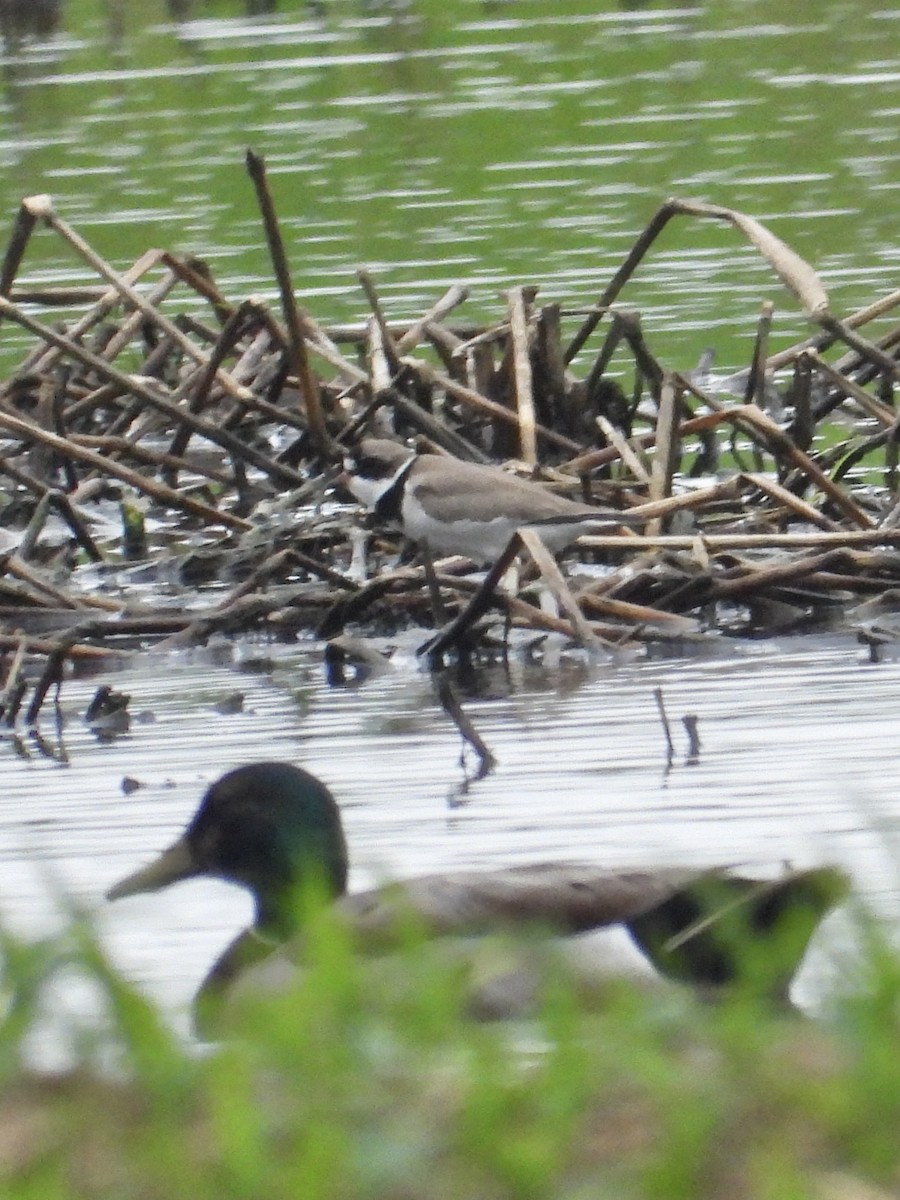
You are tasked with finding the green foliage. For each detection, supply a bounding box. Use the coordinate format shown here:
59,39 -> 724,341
0,908 -> 898,1200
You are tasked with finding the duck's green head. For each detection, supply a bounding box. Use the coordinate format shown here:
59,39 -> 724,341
107,763 -> 349,935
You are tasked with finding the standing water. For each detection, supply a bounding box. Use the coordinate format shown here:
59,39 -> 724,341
1,632 -> 897,1044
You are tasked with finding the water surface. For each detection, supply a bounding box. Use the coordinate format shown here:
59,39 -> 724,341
2,631 -> 898,1046
2,0 -> 896,371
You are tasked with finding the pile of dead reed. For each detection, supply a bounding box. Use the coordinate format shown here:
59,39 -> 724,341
0,153 -> 898,715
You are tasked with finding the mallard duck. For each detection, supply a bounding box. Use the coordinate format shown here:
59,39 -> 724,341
107,762 -> 848,1031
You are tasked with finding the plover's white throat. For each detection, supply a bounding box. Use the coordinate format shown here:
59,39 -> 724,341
344,438 -> 641,563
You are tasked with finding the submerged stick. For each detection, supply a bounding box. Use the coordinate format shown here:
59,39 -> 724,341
437,677 -> 496,779
653,687 -> 674,759
25,648 -> 66,724
0,637 -> 28,722
421,535 -> 523,661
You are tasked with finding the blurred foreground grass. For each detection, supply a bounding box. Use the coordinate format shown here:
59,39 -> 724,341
0,909 -> 898,1200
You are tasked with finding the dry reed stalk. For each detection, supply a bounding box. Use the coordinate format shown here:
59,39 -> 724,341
565,203 -> 675,361
579,384 -> 874,531
817,312 -> 900,380
9,287 -> 112,304
563,401 -> 741,474
766,287 -> 900,371
395,284 -> 469,355
518,527 -> 602,650
646,373 -> 681,533
595,415 -> 651,484
388,393 -> 492,464
160,252 -> 233,323
578,530 -> 900,551
566,197 -> 830,367
80,268 -> 180,368
357,268 -> 402,377
577,592 -> 698,633
421,535 -> 523,661
211,547 -> 356,613
0,404 -> 252,532
450,320 -> 511,356
47,492 -> 104,561
0,297 -> 304,490
608,478 -> 746,525
0,194 -> 45,300
507,286 -> 537,464
807,353 -> 896,427
413,359 -> 581,453
12,249 -> 166,383
744,300 -> 774,472
535,303 -> 568,427
791,353 -> 814,450
737,404 -> 874,528
67,434 -> 234,487
707,550 -> 854,601
245,149 -> 331,455
424,319 -> 471,377
502,592 -> 640,645
367,316 -> 394,394
166,300 -> 263,465
0,633 -> 128,659
738,472 -> 842,531
27,198 -> 257,407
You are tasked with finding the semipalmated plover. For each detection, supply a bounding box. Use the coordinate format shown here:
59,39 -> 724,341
344,437 -> 641,562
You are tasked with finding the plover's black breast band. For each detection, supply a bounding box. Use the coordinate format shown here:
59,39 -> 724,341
373,453 -> 417,523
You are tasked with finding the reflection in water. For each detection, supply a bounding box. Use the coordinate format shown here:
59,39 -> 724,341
0,0 -> 60,45
160,0 -> 425,20
0,0 -> 62,108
